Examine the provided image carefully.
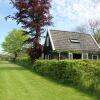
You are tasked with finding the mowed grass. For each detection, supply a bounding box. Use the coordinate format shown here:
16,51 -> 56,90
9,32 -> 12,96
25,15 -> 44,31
0,61 -> 97,100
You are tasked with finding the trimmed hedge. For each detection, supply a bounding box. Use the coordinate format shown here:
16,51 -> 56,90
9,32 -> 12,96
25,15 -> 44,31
33,60 -> 100,92
15,58 -> 32,68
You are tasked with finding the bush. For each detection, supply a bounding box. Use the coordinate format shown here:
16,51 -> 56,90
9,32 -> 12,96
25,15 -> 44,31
33,60 -> 100,92
15,57 -> 32,68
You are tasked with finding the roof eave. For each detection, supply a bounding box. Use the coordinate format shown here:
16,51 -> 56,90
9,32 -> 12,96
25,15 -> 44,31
47,29 -> 55,50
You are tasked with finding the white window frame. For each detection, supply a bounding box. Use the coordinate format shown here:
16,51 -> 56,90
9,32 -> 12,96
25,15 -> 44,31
69,53 -> 73,60
70,39 -> 80,43
86,53 -> 89,59
82,53 -> 84,60
82,53 -> 88,60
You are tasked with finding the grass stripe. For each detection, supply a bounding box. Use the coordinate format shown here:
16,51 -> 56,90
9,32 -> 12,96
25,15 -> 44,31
0,61 -> 96,100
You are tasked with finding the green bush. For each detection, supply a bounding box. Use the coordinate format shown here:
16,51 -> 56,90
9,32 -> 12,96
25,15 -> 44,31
33,60 -> 100,92
16,58 -> 32,68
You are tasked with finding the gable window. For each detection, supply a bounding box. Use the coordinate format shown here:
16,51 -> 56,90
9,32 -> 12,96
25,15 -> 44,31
70,39 -> 80,43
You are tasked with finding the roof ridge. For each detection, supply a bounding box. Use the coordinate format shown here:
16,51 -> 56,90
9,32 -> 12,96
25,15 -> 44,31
50,29 -> 89,35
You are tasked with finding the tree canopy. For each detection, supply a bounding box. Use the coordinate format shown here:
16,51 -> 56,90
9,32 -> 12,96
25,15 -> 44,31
2,29 -> 28,61
8,0 -> 53,61
75,20 -> 100,44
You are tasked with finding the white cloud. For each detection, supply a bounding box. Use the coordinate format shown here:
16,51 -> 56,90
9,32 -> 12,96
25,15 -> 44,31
52,0 -> 100,25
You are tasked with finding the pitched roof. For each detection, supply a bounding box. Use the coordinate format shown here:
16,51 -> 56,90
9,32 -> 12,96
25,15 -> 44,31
48,30 -> 100,52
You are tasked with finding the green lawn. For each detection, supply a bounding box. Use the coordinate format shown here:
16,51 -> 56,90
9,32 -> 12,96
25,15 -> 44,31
0,61 -> 98,100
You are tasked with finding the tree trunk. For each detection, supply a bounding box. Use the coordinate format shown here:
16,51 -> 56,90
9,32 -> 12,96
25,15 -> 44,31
28,27 -> 42,62
13,52 -> 17,63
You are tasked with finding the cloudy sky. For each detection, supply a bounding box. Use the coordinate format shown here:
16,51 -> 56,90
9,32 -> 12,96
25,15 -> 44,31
0,0 -> 100,52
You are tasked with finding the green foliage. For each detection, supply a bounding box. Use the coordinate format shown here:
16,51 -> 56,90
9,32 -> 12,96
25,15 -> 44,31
52,50 -> 100,54
33,60 -> 100,92
2,29 -> 27,53
16,58 -> 32,69
2,28 -> 28,61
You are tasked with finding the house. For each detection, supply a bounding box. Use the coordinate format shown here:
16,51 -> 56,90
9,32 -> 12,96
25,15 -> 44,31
43,30 -> 100,60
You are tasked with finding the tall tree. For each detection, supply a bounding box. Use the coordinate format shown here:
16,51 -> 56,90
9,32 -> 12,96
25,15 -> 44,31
75,20 -> 100,44
89,20 -> 100,44
8,0 -> 53,61
75,24 -> 88,33
2,29 -> 27,62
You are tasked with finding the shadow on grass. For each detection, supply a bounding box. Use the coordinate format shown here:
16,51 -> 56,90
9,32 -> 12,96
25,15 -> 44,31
32,71 -> 100,100
15,62 -> 100,100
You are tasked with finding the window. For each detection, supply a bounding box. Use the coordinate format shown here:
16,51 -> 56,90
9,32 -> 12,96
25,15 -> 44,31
92,55 -> 98,60
70,39 -> 80,43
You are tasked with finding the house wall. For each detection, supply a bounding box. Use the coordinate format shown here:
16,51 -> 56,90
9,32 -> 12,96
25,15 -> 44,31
88,53 -> 100,60
44,51 -> 100,60
70,53 -> 100,60
44,52 -> 69,60
47,52 -> 69,60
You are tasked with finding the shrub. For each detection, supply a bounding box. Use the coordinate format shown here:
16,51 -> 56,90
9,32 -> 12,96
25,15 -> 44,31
33,60 -> 100,92
16,57 -> 32,68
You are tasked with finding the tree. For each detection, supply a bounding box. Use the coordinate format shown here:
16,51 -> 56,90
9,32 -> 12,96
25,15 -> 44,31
75,20 -> 100,44
8,0 -> 53,61
75,24 -> 88,33
2,29 -> 28,62
89,20 -> 100,44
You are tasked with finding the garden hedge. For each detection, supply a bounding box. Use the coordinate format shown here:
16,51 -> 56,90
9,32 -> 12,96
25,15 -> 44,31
33,60 -> 100,92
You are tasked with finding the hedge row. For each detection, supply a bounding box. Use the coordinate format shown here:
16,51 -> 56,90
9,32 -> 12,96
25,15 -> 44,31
16,58 -> 32,68
33,60 -> 100,92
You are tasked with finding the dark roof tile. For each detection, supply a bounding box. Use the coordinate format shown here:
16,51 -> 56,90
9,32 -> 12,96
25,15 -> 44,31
50,30 -> 100,52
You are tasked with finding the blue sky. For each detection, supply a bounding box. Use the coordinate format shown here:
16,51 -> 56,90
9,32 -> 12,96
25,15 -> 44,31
0,0 -> 100,52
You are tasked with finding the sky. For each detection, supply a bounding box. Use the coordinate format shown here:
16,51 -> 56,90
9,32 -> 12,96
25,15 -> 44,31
0,0 -> 100,52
